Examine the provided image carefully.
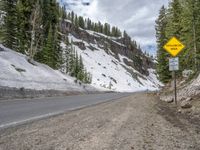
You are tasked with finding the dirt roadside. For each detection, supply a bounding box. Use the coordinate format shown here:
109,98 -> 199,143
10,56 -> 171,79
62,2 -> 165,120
0,93 -> 200,150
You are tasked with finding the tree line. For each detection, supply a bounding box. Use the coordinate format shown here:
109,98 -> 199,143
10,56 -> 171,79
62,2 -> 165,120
59,8 -> 140,52
60,7 -> 122,37
0,0 -> 61,69
0,0 -> 139,84
0,0 -> 92,84
62,42 -> 92,84
156,0 -> 200,83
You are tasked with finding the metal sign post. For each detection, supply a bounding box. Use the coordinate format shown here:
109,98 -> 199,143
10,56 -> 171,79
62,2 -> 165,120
173,71 -> 177,105
164,37 -> 185,106
169,57 -> 179,105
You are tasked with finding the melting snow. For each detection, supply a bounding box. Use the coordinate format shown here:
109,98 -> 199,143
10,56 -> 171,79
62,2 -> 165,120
62,34 -> 162,92
0,44 -> 95,91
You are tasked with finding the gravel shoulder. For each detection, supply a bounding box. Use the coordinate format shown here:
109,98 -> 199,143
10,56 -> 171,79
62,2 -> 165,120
0,93 -> 200,150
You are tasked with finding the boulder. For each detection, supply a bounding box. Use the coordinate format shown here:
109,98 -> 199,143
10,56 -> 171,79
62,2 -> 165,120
0,47 -> 4,51
160,96 -> 174,103
182,70 -> 194,78
181,101 -> 192,109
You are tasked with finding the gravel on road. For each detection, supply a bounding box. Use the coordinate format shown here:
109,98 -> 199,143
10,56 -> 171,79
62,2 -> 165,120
0,93 -> 200,150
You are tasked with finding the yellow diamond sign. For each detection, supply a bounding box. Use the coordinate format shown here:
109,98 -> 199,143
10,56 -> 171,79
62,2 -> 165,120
163,37 -> 185,57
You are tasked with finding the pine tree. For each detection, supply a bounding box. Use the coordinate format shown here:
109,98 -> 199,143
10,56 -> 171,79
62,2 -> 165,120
86,18 -> 92,30
60,6 -> 66,20
64,43 -> 70,73
111,26 -> 116,37
16,0 -> 33,54
181,0 -> 200,71
69,45 -> 75,76
103,23 -> 110,36
2,0 -> 18,50
41,25 -> 54,68
74,15 -> 79,28
77,55 -> 84,81
74,51 -> 80,77
155,6 -> 171,83
166,0 -> 182,38
78,16 -> 85,29
71,11 -> 74,23
29,0 -> 43,59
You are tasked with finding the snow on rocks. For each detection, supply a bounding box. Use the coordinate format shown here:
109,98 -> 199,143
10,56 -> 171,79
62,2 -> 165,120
61,33 -> 163,92
0,35 -> 162,93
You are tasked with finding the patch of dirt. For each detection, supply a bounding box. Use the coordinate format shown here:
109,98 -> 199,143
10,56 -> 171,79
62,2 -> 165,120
0,93 -> 200,150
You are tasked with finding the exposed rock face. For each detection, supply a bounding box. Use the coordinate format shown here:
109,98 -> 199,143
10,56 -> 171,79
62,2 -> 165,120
73,41 -> 86,50
60,19 -> 155,76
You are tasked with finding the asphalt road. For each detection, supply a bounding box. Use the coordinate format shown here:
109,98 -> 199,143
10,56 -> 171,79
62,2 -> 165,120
0,93 -> 131,129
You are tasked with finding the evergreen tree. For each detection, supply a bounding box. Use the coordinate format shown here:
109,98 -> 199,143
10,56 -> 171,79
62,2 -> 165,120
16,0 -> 33,54
166,0 -> 182,38
74,15 -> 79,28
71,11 -> 74,23
41,25 -> 54,68
103,23 -> 110,36
64,43 -> 70,73
2,0 -> 18,50
77,55 -> 84,81
78,16 -> 85,29
29,0 -> 43,59
180,0 -> 200,70
69,45 -> 75,76
155,6 -> 171,83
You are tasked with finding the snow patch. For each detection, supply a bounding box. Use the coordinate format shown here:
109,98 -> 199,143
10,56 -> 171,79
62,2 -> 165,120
61,34 -> 162,92
0,44 -> 95,91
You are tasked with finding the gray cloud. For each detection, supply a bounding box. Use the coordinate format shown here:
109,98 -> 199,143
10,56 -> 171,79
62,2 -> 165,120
88,0 -> 169,54
62,0 -> 169,54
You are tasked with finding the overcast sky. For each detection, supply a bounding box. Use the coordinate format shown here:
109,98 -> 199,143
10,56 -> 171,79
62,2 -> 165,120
61,0 -> 169,55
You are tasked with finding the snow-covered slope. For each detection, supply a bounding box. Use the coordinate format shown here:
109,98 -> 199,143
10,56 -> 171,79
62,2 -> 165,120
0,44 -> 94,91
61,33 -> 162,92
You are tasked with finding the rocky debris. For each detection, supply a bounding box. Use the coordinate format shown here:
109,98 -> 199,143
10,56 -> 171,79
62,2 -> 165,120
181,100 -> 192,109
182,70 -> 194,78
160,96 -> 174,103
0,47 -> 4,51
1,93 -> 200,150
73,41 -> 86,50
185,97 -> 193,102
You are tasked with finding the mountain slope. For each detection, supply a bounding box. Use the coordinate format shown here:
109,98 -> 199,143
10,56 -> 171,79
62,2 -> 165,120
60,19 -> 162,92
0,44 -> 95,92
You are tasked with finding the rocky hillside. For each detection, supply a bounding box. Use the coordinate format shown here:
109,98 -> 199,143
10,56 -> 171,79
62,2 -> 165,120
0,44 -> 95,92
59,19 -> 162,92
160,73 -> 200,115
0,0 -> 162,93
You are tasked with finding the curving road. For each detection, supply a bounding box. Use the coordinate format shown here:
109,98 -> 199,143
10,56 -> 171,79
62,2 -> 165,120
0,93 -> 131,129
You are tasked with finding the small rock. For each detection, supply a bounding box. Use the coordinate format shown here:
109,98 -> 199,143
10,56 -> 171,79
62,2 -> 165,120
167,98 -> 174,103
181,101 -> 192,109
185,97 -> 192,102
178,109 -> 182,113
0,47 -> 4,51
160,96 -> 174,103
